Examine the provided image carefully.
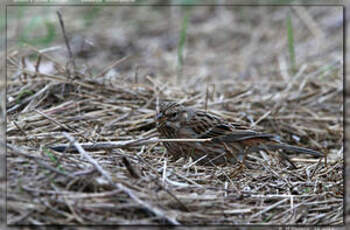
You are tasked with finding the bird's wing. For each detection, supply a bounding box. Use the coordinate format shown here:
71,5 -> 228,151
199,123 -> 276,141
179,109 -> 278,141
178,110 -> 223,138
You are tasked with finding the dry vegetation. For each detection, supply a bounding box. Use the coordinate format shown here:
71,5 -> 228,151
5,5 -> 343,225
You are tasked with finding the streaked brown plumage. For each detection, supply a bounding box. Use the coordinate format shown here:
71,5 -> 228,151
156,102 -> 323,168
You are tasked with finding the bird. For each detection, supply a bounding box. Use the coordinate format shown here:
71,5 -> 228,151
155,102 -> 323,168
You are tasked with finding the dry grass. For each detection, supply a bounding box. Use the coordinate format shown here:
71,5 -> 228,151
5,5 -> 343,225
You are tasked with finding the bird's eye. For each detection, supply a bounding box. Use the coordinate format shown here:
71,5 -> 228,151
170,112 -> 178,118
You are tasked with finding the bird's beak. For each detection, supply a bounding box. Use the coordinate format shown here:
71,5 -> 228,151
156,112 -> 164,122
156,112 -> 162,120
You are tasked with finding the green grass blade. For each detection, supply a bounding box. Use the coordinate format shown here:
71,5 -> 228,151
177,7 -> 190,79
286,12 -> 296,74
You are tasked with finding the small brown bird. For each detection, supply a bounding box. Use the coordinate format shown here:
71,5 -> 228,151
156,102 -> 322,168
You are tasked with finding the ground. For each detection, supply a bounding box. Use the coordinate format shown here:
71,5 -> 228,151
1,3 -> 345,227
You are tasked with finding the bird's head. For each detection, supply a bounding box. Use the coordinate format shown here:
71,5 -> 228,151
155,102 -> 186,126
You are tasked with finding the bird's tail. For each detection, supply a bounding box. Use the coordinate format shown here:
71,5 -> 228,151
262,143 -> 323,157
